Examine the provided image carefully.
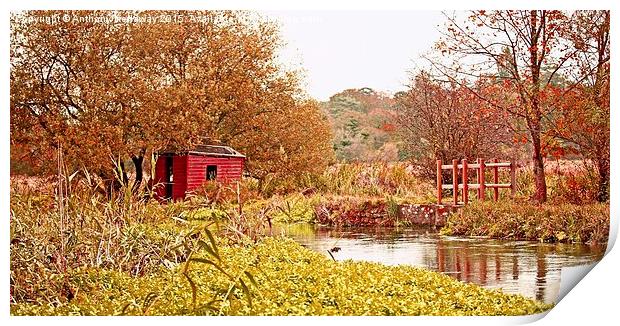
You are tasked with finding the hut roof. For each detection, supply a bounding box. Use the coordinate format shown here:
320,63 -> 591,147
159,144 -> 245,158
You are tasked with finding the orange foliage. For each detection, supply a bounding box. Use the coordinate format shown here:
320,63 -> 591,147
10,10 -> 333,184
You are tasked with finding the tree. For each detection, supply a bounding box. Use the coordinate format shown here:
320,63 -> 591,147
10,10 -> 143,189
395,72 -> 511,177
431,10 -> 586,203
238,99 -> 333,184
547,10 -> 610,201
11,10 -> 334,192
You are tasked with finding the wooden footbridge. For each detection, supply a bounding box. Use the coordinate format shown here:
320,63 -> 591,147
436,158 -> 516,205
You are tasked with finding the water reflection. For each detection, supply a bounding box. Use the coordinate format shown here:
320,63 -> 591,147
276,224 -> 605,304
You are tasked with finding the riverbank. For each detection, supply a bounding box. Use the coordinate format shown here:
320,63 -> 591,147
313,196 -> 459,227
303,195 -> 609,244
441,201 -> 609,244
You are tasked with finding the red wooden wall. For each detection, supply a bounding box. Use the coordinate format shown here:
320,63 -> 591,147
186,155 -> 244,193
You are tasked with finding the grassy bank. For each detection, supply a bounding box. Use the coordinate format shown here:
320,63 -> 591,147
11,237 -> 552,316
441,201 -> 609,244
10,182 -> 552,316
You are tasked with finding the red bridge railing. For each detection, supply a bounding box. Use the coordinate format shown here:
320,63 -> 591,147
436,158 -> 516,205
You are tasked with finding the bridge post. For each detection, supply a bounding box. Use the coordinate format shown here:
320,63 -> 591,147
493,158 -> 499,201
436,159 -> 442,204
476,158 -> 481,199
479,158 -> 486,201
452,159 -> 458,205
510,160 -> 516,198
462,159 -> 468,205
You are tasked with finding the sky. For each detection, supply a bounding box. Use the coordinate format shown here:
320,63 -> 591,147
263,11 -> 444,101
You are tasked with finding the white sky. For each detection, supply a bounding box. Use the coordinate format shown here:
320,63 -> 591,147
263,11 -> 444,101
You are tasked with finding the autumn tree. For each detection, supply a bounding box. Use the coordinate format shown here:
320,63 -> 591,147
11,10 -> 334,192
127,11 -> 310,185
237,98 -> 333,185
547,10 -> 610,201
136,12 -> 333,185
10,10 -> 142,189
431,10 -> 589,203
395,71 -> 512,177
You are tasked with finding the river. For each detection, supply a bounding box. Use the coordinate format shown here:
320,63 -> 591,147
276,223 -> 606,304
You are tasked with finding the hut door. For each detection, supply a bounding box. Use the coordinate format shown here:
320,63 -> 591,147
206,165 -> 217,181
165,156 -> 173,198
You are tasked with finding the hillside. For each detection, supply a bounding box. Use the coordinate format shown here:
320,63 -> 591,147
321,87 -> 403,162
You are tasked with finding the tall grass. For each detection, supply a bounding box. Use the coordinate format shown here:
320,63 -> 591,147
9,173 -> 267,311
441,201 -> 609,244
514,161 -> 601,204
321,163 -> 434,199
258,162 -> 435,202
11,180 -> 182,304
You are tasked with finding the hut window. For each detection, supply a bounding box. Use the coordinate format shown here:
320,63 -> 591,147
206,165 -> 217,181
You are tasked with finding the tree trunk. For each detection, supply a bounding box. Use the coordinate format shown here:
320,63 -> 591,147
118,161 -> 129,186
596,155 -> 610,202
593,11 -> 610,203
528,11 -> 547,204
131,155 -> 144,191
530,126 -> 547,203
98,171 -> 122,198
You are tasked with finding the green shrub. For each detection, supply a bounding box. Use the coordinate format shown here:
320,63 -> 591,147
183,207 -> 229,221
